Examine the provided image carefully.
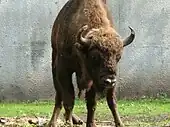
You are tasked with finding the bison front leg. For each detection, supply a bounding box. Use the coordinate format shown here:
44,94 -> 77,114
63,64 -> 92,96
106,88 -> 124,127
85,87 -> 97,127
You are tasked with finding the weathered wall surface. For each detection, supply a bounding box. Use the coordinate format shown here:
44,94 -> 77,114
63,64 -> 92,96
0,0 -> 68,101
108,0 -> 170,98
0,0 -> 170,101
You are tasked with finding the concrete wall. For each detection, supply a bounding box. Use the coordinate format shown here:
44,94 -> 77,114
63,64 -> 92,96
0,0 -> 170,101
0,0 -> 68,101
109,0 -> 170,98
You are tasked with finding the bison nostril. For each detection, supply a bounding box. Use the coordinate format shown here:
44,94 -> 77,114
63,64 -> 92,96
112,78 -> 116,83
104,78 -> 116,85
104,79 -> 112,84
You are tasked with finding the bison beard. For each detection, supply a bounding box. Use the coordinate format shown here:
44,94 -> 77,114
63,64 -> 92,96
48,0 -> 135,127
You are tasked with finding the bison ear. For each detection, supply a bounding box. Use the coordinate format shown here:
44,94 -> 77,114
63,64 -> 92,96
74,42 -> 89,53
74,43 -> 82,49
123,26 -> 135,47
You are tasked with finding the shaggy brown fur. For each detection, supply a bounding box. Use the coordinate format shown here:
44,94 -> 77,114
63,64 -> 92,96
48,0 -> 135,127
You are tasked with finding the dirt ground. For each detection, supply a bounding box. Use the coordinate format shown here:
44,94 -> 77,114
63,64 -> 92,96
0,117 -> 115,127
0,115 -> 170,127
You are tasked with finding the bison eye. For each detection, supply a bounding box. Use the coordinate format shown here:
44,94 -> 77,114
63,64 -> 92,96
89,53 -> 100,63
87,49 -> 101,65
89,54 -> 101,67
91,55 -> 99,61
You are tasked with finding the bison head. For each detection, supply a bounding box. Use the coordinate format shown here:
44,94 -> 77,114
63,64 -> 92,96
75,25 -> 135,92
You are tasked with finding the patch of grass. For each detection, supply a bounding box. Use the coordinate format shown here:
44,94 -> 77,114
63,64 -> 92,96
74,98 -> 170,119
0,98 -> 170,126
118,98 -> 170,116
0,101 -> 54,117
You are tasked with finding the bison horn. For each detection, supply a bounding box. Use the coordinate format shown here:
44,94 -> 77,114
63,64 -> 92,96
123,26 -> 135,47
80,33 -> 89,43
78,25 -> 100,44
77,25 -> 90,44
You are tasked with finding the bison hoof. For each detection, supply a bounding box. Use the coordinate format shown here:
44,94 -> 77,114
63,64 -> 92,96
63,120 -> 73,127
72,114 -> 84,125
46,122 -> 57,127
86,122 -> 97,127
116,123 -> 124,127
73,119 -> 83,125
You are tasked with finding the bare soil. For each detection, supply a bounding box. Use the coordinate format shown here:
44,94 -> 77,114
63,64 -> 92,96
0,115 -> 170,127
0,117 -> 114,127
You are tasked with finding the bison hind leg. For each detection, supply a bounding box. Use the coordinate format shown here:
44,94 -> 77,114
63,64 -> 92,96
48,93 -> 62,127
57,70 -> 78,126
48,67 -> 63,127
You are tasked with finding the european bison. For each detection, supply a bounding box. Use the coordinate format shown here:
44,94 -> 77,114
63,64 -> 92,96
48,0 -> 135,127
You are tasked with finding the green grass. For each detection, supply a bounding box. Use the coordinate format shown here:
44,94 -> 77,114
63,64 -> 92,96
0,98 -> 170,126
0,101 -> 53,117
